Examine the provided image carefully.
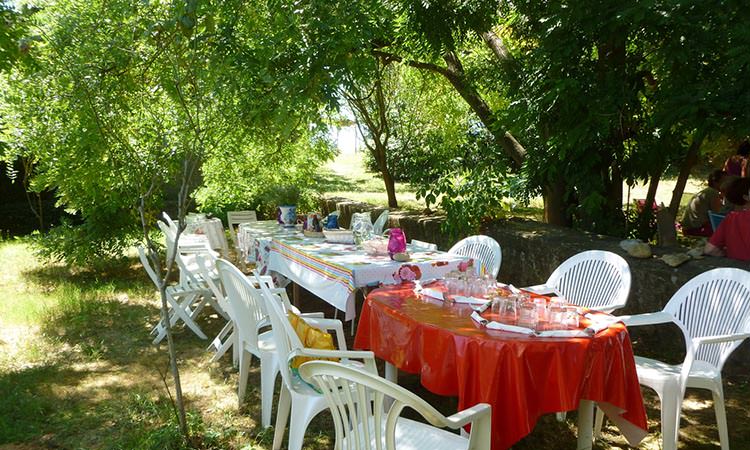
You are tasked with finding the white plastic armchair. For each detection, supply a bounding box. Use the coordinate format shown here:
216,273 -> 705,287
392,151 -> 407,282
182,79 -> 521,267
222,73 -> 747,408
299,361 -> 492,450
254,274 -> 378,450
598,268 -> 750,450
448,235 -> 502,278
372,209 -> 389,235
540,250 -> 631,313
216,259 -> 280,428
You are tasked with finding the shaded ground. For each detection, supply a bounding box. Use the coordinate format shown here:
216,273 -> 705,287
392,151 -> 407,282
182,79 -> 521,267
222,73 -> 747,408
1,239 -> 748,449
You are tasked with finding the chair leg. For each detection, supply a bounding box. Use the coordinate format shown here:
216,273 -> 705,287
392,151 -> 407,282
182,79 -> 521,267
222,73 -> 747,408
593,406 -> 605,438
287,399 -> 322,450
209,328 -> 235,363
712,385 -> 730,450
259,353 -> 279,428
273,385 -> 292,450
659,391 -> 682,450
238,349 -> 252,407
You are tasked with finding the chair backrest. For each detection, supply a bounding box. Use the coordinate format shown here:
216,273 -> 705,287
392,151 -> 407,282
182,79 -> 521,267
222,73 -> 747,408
545,250 -> 631,313
372,210 -> 389,235
255,273 -> 307,391
216,259 -> 269,353
708,211 -> 726,232
663,268 -> 750,370
227,210 -> 258,248
299,361 -> 488,450
448,235 -> 502,278
162,211 -> 179,233
410,239 -> 438,251
138,246 -> 162,290
195,253 -> 229,313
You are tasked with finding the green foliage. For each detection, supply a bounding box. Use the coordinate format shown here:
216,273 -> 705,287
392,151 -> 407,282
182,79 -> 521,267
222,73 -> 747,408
1,0 -> 334,264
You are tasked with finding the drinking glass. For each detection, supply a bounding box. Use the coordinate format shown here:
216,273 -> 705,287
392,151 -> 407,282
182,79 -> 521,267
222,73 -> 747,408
518,299 -> 538,330
548,297 -> 565,328
498,296 -> 518,324
563,306 -> 580,329
533,297 -> 549,322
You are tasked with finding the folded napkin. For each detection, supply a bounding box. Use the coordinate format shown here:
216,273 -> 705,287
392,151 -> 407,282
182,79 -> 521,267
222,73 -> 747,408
452,295 -> 490,306
471,312 -> 535,336
523,284 -> 562,296
537,329 -> 590,338
420,288 -> 444,301
584,313 -> 622,335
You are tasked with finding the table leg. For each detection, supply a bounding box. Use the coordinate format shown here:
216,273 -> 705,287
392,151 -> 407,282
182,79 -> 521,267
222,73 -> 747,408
293,282 -> 300,309
577,399 -> 595,450
385,362 -> 398,384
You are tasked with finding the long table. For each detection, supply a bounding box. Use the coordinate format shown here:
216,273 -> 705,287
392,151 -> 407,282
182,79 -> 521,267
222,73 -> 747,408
354,282 -> 648,449
238,221 -> 469,319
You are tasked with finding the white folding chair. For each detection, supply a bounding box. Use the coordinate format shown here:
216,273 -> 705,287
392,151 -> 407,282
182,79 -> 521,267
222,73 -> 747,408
598,268 -> 750,450
411,239 -> 438,251
255,273 -> 378,450
138,246 -> 211,344
300,361 -> 492,450
528,250 -> 631,313
448,235 -> 502,278
227,210 -> 258,267
373,209 -> 389,235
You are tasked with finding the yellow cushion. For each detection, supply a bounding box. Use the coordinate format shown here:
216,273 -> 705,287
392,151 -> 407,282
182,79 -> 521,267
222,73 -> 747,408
287,311 -> 337,369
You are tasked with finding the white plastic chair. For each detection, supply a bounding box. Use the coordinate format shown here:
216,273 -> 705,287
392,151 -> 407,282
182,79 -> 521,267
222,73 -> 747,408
598,268 -> 750,450
411,239 -> 438,251
138,246 -> 211,344
372,210 -> 389,235
299,361 -> 492,450
448,235 -> 502,278
536,250 -> 631,313
216,259 -> 280,428
200,254 -> 321,366
227,211 -> 258,267
255,273 -> 378,450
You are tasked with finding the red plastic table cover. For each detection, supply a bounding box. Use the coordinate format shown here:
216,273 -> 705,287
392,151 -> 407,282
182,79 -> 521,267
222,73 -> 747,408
353,282 -> 648,450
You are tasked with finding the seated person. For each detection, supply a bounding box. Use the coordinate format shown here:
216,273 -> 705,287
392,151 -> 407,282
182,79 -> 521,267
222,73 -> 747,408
681,169 -> 727,237
704,177 -> 750,261
723,140 -> 750,177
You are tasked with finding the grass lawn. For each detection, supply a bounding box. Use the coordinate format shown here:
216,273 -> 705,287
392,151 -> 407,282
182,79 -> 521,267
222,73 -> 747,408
2,238 -> 749,449
319,152 -> 706,224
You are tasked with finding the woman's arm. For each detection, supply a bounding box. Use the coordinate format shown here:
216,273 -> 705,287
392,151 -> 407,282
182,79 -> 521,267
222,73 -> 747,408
704,241 -> 725,257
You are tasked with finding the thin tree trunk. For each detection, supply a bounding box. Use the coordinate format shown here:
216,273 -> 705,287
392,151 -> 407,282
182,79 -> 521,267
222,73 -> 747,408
668,132 -> 705,218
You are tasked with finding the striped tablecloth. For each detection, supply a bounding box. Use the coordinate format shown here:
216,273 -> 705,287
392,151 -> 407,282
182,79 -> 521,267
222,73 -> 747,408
239,221 -> 469,320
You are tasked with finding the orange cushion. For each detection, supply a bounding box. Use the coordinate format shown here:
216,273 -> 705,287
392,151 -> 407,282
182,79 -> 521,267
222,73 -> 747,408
287,311 -> 337,369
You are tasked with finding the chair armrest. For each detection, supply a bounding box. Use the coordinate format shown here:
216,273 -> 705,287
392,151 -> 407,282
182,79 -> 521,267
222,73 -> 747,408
294,348 -> 378,374
443,403 -> 492,428
693,333 -> 750,348
619,311 -> 673,327
298,312 -> 325,318
178,244 -> 213,254
302,317 -> 347,350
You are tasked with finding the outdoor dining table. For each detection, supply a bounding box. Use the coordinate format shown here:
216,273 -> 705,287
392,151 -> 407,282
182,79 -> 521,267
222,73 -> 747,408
238,220 -> 471,320
353,282 -> 649,450
184,216 -> 229,257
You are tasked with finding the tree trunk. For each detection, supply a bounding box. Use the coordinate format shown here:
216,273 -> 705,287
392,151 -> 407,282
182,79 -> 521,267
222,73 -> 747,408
668,132 -> 705,218
543,177 -> 572,226
636,172 -> 660,240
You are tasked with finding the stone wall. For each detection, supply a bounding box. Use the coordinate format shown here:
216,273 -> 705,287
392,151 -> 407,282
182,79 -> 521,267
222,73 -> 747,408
321,196 -> 750,371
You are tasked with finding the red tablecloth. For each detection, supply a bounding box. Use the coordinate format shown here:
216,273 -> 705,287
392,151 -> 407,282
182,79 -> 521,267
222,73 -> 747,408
354,283 -> 648,449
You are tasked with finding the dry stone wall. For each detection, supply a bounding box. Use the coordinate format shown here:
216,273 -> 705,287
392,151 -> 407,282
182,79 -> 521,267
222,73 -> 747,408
320,197 -> 750,371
